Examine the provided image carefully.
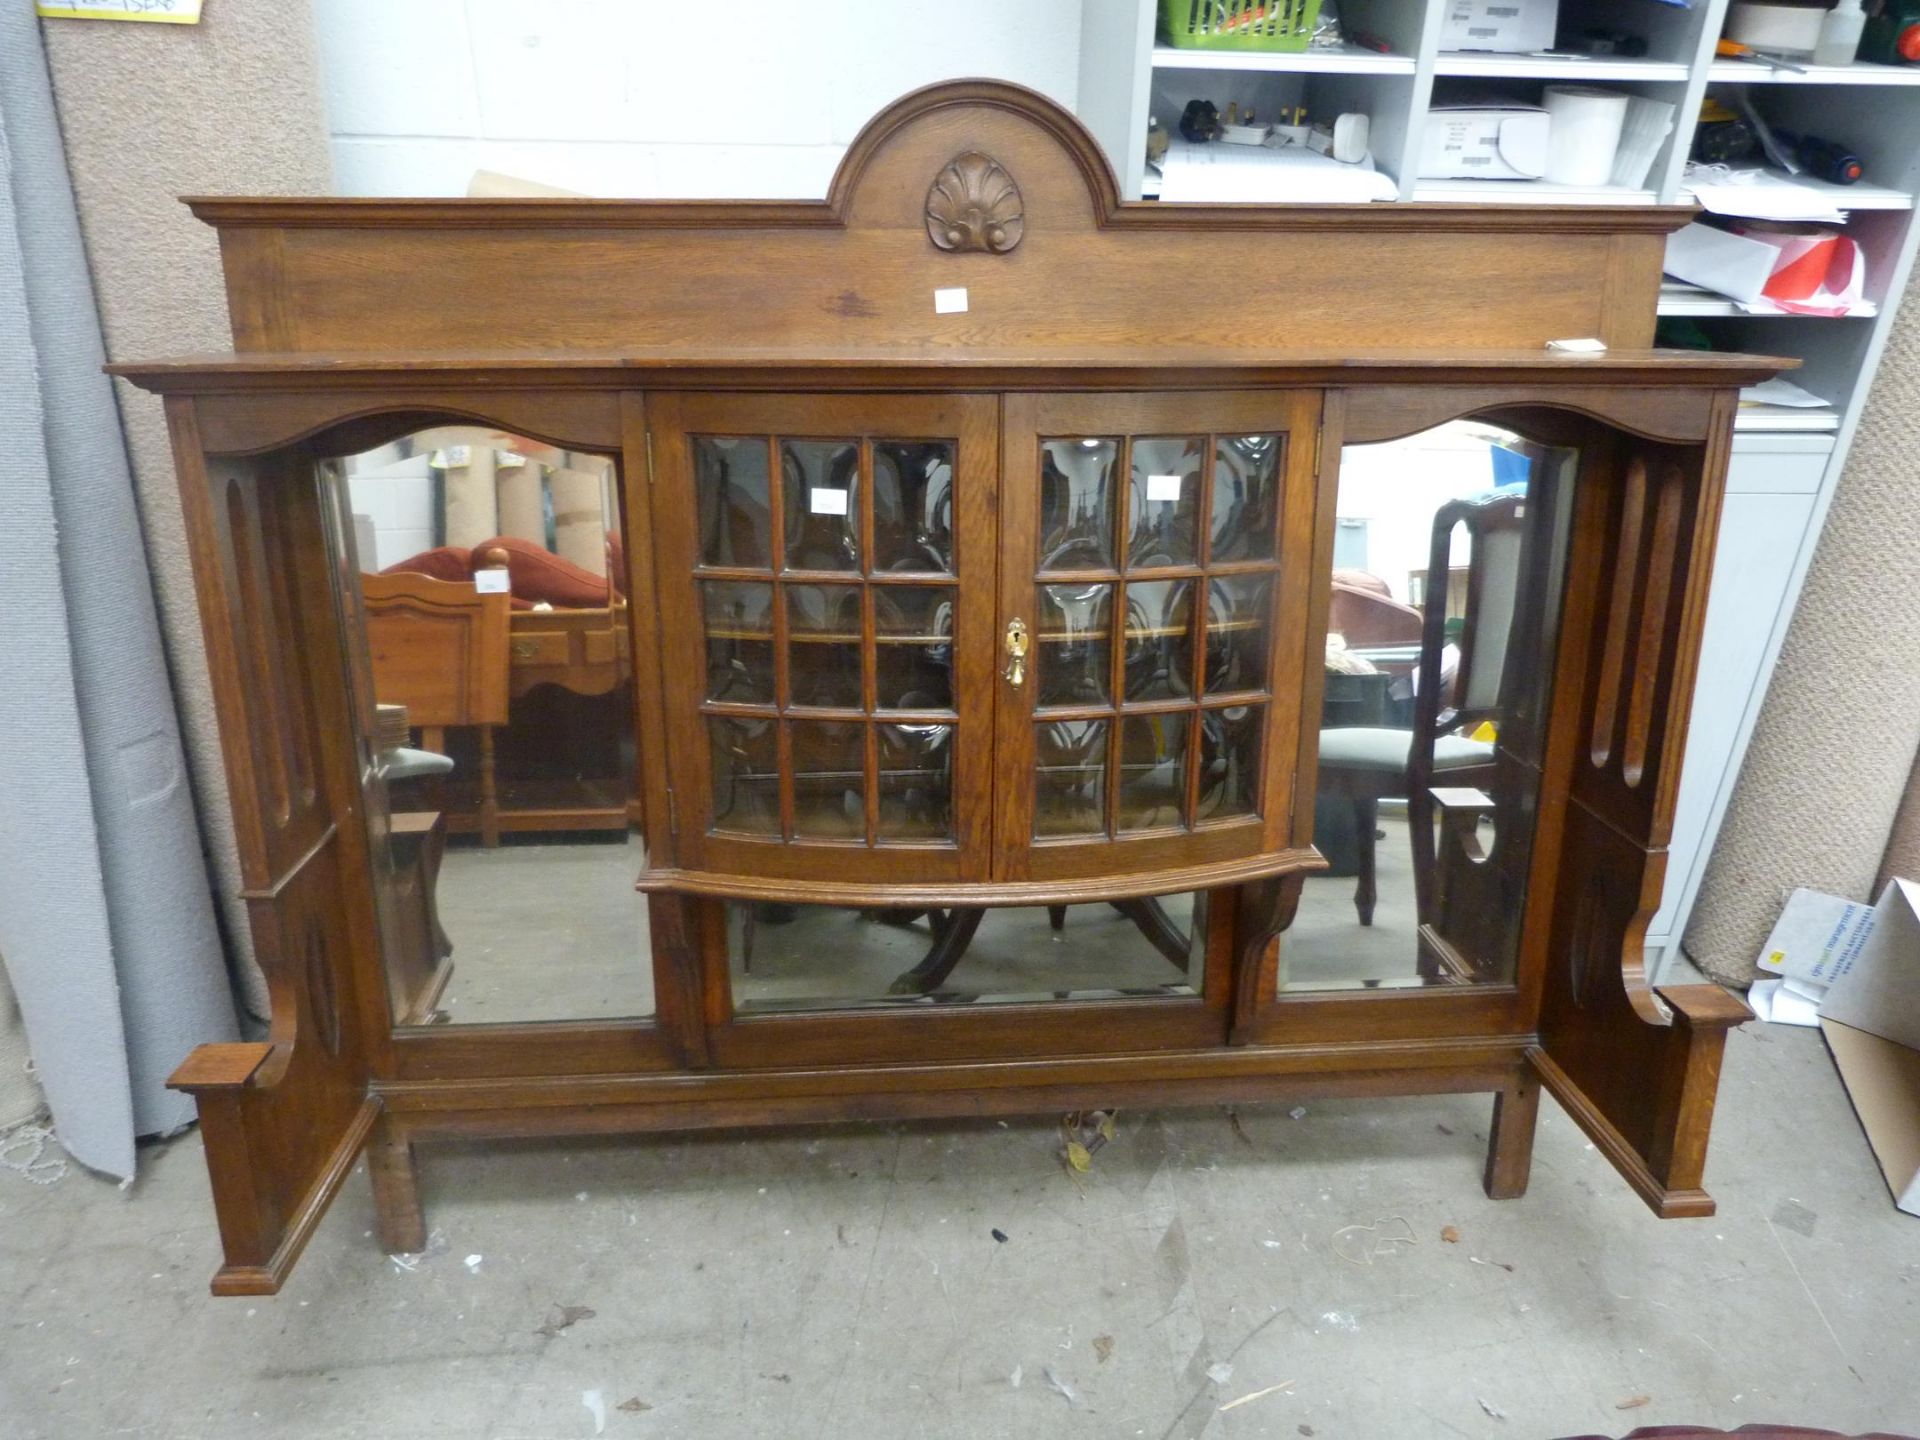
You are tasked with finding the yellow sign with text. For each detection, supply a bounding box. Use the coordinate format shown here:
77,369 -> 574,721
36,0 -> 203,22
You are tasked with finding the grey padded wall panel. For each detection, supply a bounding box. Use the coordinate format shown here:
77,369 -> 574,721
42,2 -> 336,1016
3,2 -> 237,1175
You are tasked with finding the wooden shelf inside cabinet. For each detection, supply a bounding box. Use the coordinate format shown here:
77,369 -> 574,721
1151,43 -> 1415,75
129,79 -> 1776,1297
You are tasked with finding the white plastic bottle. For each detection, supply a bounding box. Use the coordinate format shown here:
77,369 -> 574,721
1815,0 -> 1867,66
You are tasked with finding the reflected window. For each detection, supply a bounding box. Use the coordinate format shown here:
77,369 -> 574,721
1286,420 -> 1574,993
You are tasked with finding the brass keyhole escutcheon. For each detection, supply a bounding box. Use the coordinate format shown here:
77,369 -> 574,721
1003,617 -> 1029,688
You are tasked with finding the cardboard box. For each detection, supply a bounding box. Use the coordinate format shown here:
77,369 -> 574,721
1438,0 -> 1559,53
1419,104 -> 1550,180
1817,879 -> 1920,1218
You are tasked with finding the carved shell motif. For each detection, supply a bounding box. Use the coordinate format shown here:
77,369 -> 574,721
925,152 -> 1024,255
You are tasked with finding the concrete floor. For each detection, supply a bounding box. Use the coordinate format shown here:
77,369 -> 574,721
4,1022 -> 1917,1439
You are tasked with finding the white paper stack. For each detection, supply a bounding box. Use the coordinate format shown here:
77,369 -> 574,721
1608,96 -> 1675,190
1155,138 -> 1399,204
1685,165 -> 1851,223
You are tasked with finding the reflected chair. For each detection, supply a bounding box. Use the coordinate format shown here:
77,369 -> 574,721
1404,492 -> 1529,928
361,572 -> 512,846
1315,493 -> 1527,927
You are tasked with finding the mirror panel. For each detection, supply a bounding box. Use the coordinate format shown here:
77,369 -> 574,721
727,893 -> 1208,1011
322,424 -> 651,1026
1282,419 -> 1575,993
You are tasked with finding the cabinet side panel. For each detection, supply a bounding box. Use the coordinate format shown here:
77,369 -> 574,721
1533,393 -> 1749,1215
165,400 -> 380,1292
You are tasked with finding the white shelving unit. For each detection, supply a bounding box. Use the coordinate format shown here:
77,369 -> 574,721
1705,57 -> 1920,84
1076,0 -> 1920,974
1432,52 -> 1690,82
1149,42 -> 1417,73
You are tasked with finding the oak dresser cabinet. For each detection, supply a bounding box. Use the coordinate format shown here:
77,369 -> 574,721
120,81 -> 1782,1295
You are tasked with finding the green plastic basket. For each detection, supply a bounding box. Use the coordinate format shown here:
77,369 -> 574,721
1159,0 -> 1322,52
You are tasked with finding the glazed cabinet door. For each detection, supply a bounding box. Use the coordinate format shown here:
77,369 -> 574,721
650,393 -> 1000,886
993,392 -> 1322,884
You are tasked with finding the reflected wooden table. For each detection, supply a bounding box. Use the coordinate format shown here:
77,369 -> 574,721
442,604 -> 643,837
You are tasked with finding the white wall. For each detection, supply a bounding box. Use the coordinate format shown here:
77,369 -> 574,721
313,0 -> 1086,199
1337,424 -> 1506,603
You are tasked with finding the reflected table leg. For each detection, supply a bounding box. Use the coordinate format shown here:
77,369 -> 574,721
886,908 -> 986,995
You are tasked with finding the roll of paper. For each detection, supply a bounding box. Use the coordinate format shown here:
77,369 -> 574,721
1542,85 -> 1629,187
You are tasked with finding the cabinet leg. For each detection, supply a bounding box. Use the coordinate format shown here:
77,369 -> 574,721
1482,1064 -> 1541,1201
368,1116 -> 427,1255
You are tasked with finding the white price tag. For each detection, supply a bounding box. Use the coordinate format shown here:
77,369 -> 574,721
473,568 -> 510,594
934,287 -> 969,314
809,487 -> 850,516
444,444 -> 472,467
1146,473 -> 1184,503
496,450 -> 527,470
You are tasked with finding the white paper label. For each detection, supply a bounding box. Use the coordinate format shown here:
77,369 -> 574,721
444,444 -> 472,467
1147,473 -> 1184,503
473,568 -> 510,594
934,287 -> 969,314
496,449 -> 527,470
809,487 -> 850,516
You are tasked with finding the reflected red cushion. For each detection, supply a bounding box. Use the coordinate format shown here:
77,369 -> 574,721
469,536 -> 610,608
379,546 -> 473,584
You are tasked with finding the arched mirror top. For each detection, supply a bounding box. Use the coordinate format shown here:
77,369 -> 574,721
1340,388 -> 1725,450
185,390 -> 625,460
